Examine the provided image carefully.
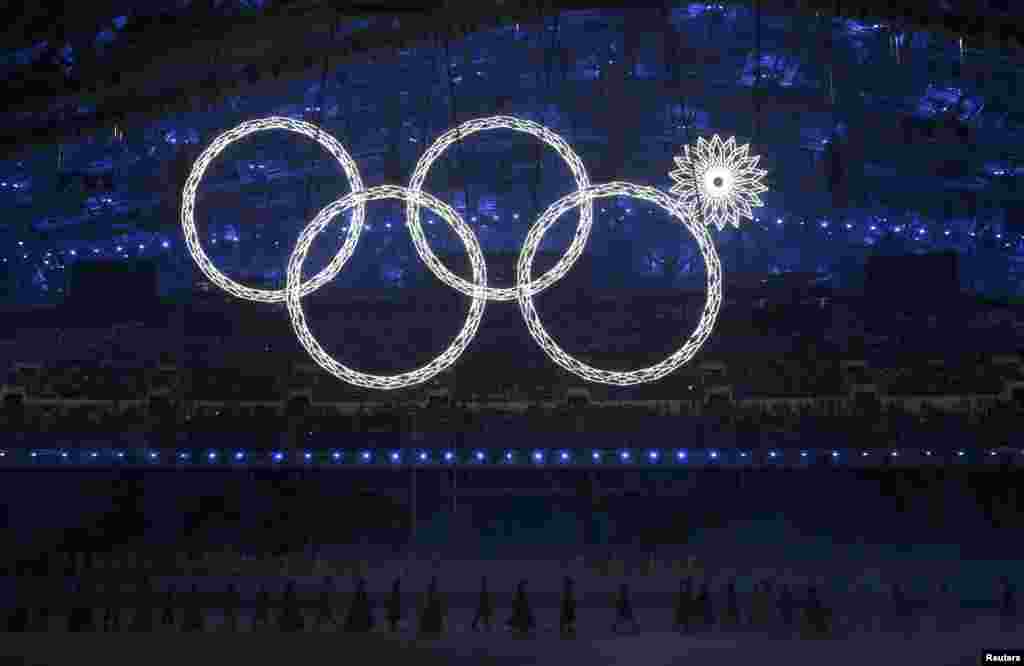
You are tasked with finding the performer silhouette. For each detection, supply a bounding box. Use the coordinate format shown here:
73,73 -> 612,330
506,580 -> 535,635
471,575 -> 494,632
559,576 -> 577,638
385,576 -> 402,633
611,583 -> 639,634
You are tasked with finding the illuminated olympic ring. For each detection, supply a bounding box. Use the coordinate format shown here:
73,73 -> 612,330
286,185 -> 487,391
182,116 -> 726,389
181,117 -> 365,303
407,115 -> 592,301
518,183 -> 721,386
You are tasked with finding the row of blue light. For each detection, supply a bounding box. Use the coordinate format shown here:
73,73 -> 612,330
4,208 -> 1024,267
1,237 -> 173,267
2,447 -> 1021,466
759,216 -> 1023,250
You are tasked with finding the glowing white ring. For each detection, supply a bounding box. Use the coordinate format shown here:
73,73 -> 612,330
407,116 -> 592,302
517,183 -> 722,386
286,185 -> 487,390
181,116 -> 365,303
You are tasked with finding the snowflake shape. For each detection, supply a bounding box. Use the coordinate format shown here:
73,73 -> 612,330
669,135 -> 768,231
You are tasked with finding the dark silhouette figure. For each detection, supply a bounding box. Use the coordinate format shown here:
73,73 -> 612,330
28,603 -> 50,632
63,551 -> 78,577
253,584 -> 272,631
343,577 -> 374,633
314,577 -> 337,631
750,579 -> 772,630
723,579 -> 740,630
890,582 -> 910,636
419,576 -> 445,637
764,579 -> 778,619
224,583 -> 240,632
763,579 -> 776,602
182,583 -> 204,632
935,581 -> 958,634
999,576 -> 1017,633
559,576 -> 577,638
385,576 -> 402,633
6,605 -> 29,632
103,587 -> 121,633
472,575 -> 494,632
674,577 -> 694,633
506,579 -> 535,635
129,579 -> 154,632
803,585 -> 831,638
696,581 -> 714,632
278,581 -> 305,632
160,584 -> 176,630
777,583 -> 795,634
102,605 -> 119,632
611,583 -> 639,634
68,581 -> 95,632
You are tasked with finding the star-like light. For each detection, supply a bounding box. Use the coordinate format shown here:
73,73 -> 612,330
670,135 -> 768,230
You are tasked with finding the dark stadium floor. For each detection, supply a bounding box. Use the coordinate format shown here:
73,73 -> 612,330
0,629 -> 996,665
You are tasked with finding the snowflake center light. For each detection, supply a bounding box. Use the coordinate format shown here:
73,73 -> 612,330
704,167 -> 734,198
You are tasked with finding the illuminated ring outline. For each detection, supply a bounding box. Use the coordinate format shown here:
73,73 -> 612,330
407,116 -> 592,302
181,116 -> 365,303
286,185 -> 487,390
517,183 -> 722,386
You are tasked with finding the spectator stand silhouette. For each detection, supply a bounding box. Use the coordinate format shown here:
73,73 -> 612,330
611,582 -> 639,635
506,579 -> 535,637
386,575 -> 402,633
559,576 -> 577,638
471,575 -> 494,633
343,577 -> 375,633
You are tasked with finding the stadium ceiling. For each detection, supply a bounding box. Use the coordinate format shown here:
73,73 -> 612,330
1,0 -> 1021,156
